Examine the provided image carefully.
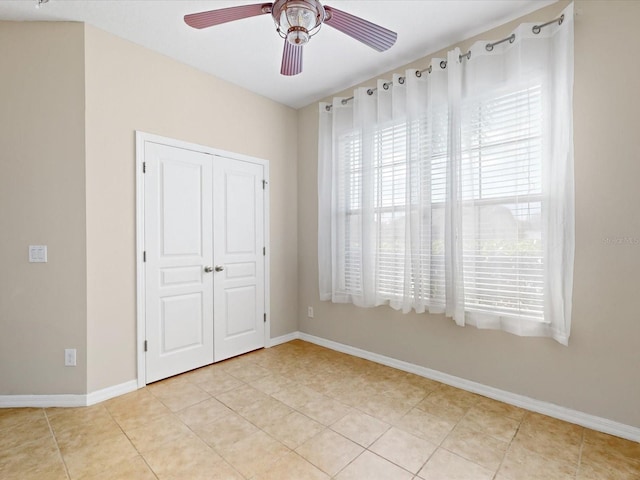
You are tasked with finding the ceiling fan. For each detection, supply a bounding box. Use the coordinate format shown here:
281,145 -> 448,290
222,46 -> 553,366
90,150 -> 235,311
184,0 -> 398,76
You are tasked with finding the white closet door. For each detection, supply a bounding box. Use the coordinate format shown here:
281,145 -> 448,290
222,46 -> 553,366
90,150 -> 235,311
144,142 -> 214,383
212,156 -> 265,362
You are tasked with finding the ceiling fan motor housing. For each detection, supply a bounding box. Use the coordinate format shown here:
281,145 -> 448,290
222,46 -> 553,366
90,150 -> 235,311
272,0 -> 325,45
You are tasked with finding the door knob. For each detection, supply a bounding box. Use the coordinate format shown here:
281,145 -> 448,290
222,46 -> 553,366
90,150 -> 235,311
204,266 -> 213,273
215,265 -> 224,272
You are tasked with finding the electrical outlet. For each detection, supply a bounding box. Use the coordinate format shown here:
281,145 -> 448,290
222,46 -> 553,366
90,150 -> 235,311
307,306 -> 314,318
64,348 -> 76,367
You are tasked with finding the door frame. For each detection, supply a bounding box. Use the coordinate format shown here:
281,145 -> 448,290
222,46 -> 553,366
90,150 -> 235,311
135,131 -> 270,388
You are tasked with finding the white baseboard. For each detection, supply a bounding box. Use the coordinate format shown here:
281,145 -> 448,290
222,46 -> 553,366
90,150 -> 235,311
298,332 -> 640,443
0,380 -> 138,408
86,380 -> 138,406
268,331 -> 301,347
0,394 -> 87,408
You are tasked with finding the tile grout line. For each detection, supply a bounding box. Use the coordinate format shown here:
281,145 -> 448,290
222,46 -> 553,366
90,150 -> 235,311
43,408 -> 72,480
239,346 -> 537,478
575,427 -> 586,479
180,419 -> 249,480
258,349 -> 449,478
420,397 -> 473,479
315,396 -> 422,479
490,411 -> 524,480
397,386 -> 447,477
365,448 -> 417,478
103,395 -> 163,479
110,387 -> 247,480
386,385 -> 518,479
327,417 -> 392,477
273,397 -> 346,478
181,371 -> 291,480
244,372 -> 356,479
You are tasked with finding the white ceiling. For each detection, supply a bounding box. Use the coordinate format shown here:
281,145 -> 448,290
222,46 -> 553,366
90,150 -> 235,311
0,0 -> 557,108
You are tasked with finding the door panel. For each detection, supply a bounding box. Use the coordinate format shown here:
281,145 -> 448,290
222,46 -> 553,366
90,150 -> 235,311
213,157 -> 265,362
162,293 -> 203,352
145,142 -> 214,383
225,286 -> 257,335
225,172 -> 257,253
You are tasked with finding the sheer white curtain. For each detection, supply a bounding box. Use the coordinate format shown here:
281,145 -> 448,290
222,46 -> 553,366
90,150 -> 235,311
318,4 -> 574,344
318,70 -> 449,314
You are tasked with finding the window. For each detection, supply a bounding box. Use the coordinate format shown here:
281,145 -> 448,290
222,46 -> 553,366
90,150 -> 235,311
335,85 -> 544,322
460,85 -> 544,321
319,5 -> 573,343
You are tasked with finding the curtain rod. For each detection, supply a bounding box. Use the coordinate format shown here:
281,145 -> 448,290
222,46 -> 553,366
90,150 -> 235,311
325,13 -> 565,112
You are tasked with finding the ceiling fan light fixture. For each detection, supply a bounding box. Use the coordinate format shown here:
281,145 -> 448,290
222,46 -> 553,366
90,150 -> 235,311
273,0 -> 324,45
286,26 -> 310,45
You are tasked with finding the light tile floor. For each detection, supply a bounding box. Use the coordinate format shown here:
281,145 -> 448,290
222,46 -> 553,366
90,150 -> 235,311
1,340 -> 639,479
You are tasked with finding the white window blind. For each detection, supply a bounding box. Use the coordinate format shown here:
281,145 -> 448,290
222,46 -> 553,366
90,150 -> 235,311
373,121 -> 408,299
337,130 -> 363,296
336,107 -> 449,311
460,85 -> 544,321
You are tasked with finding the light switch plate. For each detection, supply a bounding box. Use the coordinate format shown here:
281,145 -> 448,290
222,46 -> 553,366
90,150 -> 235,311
64,348 -> 76,367
28,245 -> 47,263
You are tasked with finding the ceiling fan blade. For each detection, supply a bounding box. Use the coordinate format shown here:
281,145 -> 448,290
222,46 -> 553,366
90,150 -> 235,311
324,6 -> 397,52
281,40 -> 303,76
184,3 -> 272,29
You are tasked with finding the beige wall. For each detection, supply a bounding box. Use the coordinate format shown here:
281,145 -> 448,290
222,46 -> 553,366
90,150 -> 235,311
1,20 -> 298,395
0,22 -> 87,394
297,0 -> 640,428
84,26 -> 299,392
